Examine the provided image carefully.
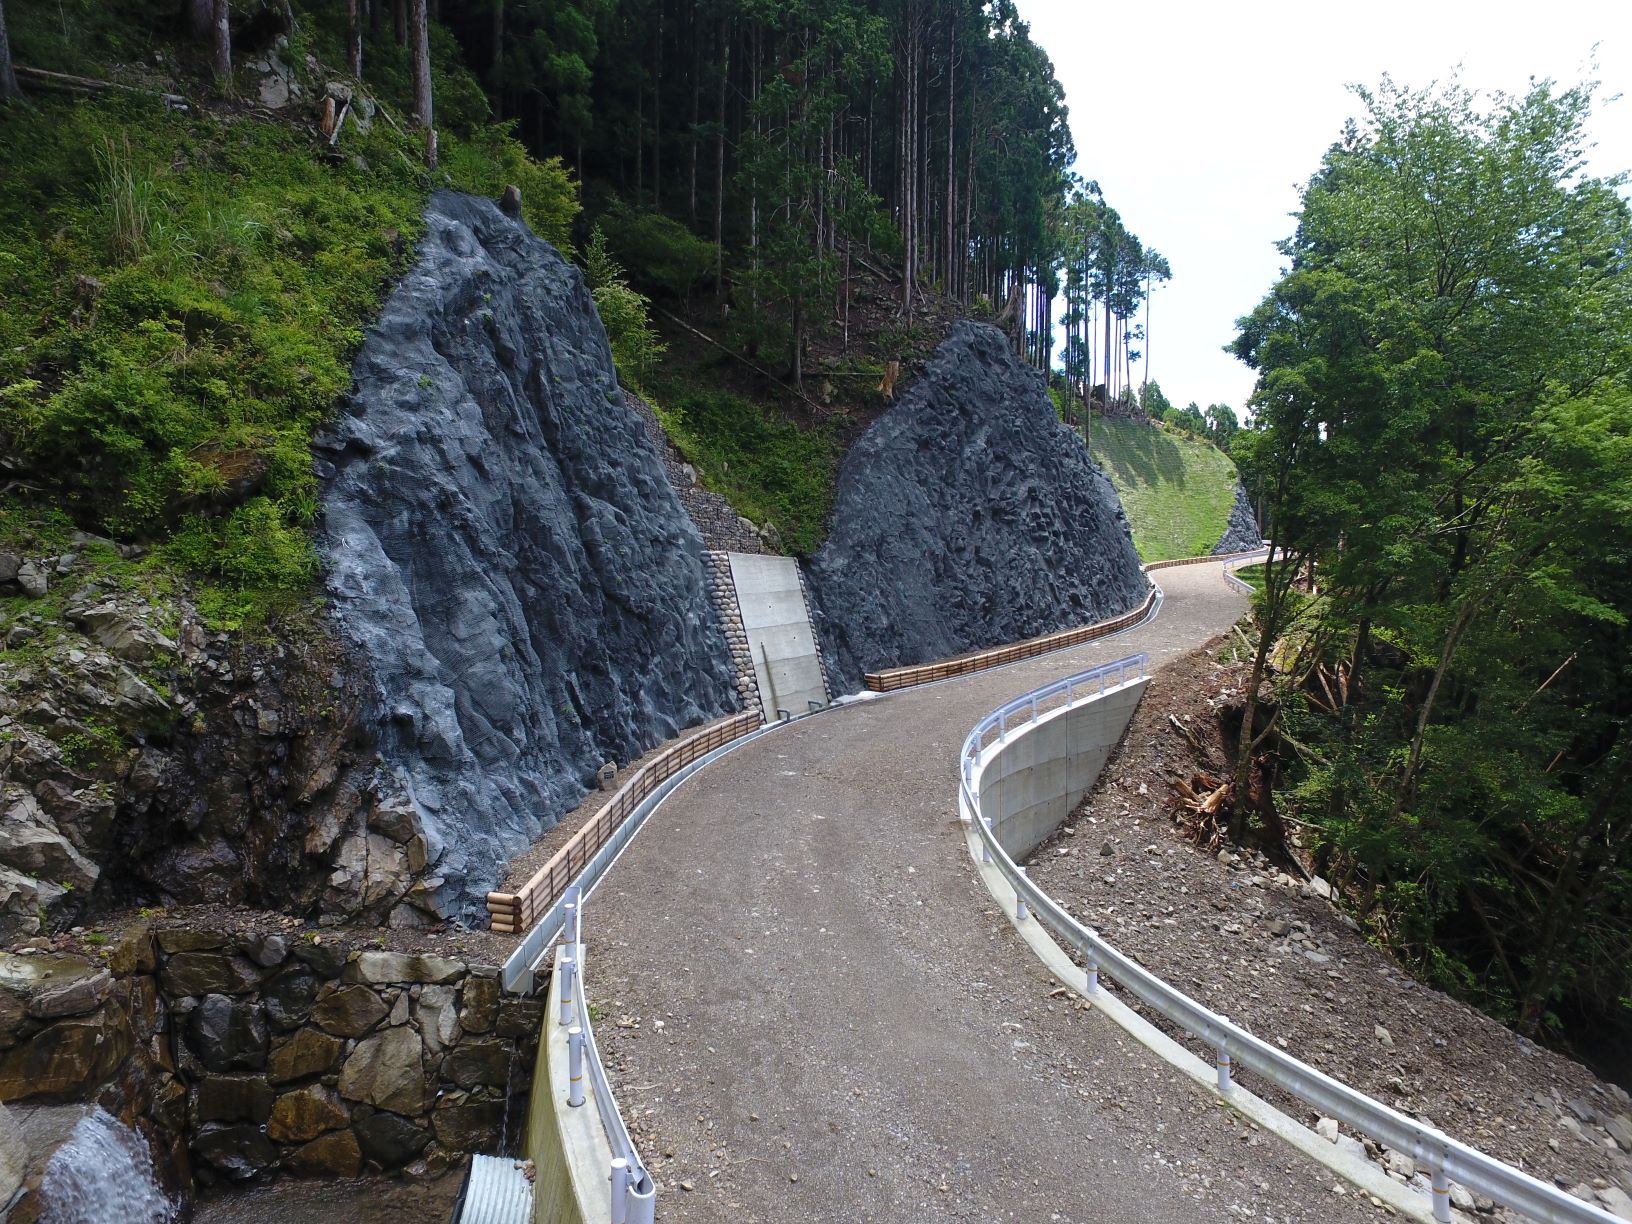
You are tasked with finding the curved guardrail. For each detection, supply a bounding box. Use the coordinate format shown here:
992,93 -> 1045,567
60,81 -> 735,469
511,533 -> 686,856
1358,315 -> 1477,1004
961,656 -> 1617,1224
550,896 -> 657,1224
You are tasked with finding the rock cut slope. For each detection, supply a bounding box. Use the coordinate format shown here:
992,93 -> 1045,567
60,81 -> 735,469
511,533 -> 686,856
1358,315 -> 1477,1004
805,320 -> 1147,692
317,191 -> 736,916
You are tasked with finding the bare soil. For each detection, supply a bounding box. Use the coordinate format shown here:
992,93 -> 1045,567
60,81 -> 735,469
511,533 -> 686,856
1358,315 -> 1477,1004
1025,642 -> 1632,1214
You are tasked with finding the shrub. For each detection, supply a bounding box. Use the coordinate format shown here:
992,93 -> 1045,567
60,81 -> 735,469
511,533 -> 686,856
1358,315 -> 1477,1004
601,202 -> 719,299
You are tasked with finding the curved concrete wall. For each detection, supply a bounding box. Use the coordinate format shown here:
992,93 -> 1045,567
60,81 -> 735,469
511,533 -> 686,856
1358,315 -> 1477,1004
979,678 -> 1148,860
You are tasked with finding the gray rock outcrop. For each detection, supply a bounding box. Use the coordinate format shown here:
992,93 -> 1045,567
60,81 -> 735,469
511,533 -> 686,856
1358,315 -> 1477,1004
317,190 -> 736,915
1212,482 -> 1262,554
804,321 -> 1148,692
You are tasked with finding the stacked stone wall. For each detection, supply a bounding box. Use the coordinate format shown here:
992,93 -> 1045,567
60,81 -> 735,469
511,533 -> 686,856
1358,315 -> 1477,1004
704,552 -> 762,718
0,924 -> 541,1214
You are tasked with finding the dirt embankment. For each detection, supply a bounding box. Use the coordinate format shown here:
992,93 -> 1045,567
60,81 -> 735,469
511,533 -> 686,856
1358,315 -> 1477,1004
1025,643 -> 1632,1221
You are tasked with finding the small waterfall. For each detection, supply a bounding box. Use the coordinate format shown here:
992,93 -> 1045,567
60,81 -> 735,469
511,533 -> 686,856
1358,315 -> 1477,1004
39,1107 -> 174,1224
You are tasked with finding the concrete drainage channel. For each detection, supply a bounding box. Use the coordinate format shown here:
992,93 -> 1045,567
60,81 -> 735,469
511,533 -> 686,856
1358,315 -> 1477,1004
960,653 -> 1620,1224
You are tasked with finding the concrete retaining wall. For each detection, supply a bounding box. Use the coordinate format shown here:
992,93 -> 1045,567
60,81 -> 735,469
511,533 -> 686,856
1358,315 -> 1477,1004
726,553 -> 828,717
979,679 -> 1148,860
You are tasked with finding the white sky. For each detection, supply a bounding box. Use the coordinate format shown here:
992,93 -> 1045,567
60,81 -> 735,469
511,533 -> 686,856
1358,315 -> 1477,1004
1018,0 -> 1632,418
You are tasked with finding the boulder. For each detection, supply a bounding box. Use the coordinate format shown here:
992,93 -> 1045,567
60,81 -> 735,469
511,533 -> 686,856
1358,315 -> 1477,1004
494,996 -> 547,1039
0,1011 -> 131,1100
188,994 -> 268,1073
192,1122 -> 278,1180
267,1027 -> 343,1084
459,976 -> 499,1034
311,984 -> 388,1037
343,951 -> 466,986
353,1111 -> 431,1167
160,951 -> 263,997
285,1127 -> 362,1178
267,1084 -> 349,1143
263,967 -> 322,1030
26,969 -> 113,1021
192,1076 -> 275,1125
431,1098 -> 505,1152
413,984 -> 460,1053
440,1040 -> 512,1090
65,602 -> 177,663
338,1026 -> 426,1114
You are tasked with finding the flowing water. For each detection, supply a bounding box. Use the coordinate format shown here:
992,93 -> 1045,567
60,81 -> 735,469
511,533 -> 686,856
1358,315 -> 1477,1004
38,1107 -> 174,1224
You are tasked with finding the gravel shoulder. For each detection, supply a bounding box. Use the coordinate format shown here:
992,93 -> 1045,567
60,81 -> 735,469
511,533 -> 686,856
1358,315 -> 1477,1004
588,563 -> 1392,1223
1025,644 -> 1632,1221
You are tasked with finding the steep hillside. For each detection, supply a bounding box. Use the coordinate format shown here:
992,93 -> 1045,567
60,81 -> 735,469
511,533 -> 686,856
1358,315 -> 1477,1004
1091,417 -> 1244,561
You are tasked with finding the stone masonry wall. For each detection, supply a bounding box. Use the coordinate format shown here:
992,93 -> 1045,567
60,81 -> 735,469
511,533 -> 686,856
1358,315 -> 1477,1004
704,552 -> 762,718
0,925 -> 541,1214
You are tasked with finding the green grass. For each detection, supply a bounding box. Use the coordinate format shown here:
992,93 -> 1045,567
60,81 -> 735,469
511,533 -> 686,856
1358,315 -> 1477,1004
1090,416 -> 1240,562
0,7 -> 578,627
646,379 -> 839,556
1232,563 -> 1266,592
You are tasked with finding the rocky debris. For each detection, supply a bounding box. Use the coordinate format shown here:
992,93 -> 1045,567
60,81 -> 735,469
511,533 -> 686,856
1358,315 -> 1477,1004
1211,482 -> 1262,555
627,391 -> 771,555
1025,643 -> 1632,1219
0,921 -> 537,1207
804,321 -> 1148,692
0,521 -> 444,941
317,190 -> 737,916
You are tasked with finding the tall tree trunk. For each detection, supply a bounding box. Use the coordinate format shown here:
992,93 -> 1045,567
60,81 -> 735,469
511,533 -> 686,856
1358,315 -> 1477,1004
652,1 -> 663,212
408,0 -> 432,130
489,0 -> 502,118
212,0 -> 232,86
0,0 -> 18,101
346,0 -> 363,78
394,0 -> 406,47
713,19 -> 729,300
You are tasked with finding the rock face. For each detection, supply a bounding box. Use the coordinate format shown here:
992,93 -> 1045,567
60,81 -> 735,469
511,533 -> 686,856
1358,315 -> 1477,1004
318,191 -> 736,914
1212,482 -> 1262,554
804,321 -> 1147,692
0,529 -> 441,938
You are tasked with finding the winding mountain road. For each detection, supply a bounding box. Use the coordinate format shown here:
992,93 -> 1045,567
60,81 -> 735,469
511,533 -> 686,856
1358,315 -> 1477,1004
591,562 -> 1384,1223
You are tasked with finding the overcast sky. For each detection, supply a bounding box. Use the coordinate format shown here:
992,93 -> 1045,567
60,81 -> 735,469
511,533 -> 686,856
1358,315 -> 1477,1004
1018,0 -> 1632,418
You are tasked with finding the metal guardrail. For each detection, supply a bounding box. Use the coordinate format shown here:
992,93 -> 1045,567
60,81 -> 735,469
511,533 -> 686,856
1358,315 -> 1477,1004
553,896 -> 657,1224
961,657 -> 1617,1224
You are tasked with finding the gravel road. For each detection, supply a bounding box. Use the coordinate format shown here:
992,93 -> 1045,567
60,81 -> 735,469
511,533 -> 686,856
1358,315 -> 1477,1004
590,563 -> 1388,1223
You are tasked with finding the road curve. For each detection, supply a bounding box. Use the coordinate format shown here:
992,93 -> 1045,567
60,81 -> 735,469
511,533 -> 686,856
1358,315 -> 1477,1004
591,562 -> 1385,1223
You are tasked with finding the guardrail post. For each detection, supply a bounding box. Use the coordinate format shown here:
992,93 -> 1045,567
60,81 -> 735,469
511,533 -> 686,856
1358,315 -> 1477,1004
558,956 -> 577,1027
1015,868 -> 1029,921
1430,1167 -> 1452,1223
627,1177 -> 656,1224
609,1158 -> 630,1224
1084,958 -> 1099,995
981,817 -> 993,864
567,1026 -> 586,1107
564,896 -> 580,959
1215,1048 -> 1232,1093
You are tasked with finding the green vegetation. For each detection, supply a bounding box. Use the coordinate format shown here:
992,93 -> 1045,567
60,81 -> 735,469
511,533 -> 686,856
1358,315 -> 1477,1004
0,1 -> 576,625
1092,416 -> 1239,562
646,381 -> 838,555
1231,76 -> 1632,1043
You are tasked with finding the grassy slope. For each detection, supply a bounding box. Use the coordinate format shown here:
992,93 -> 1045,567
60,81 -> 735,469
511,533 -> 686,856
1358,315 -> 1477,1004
1091,416 -> 1239,562
0,1 -> 575,626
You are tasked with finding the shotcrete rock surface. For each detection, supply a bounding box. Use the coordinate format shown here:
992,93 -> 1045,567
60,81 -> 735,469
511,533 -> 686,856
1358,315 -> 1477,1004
1212,482 -> 1262,554
316,191 -> 736,915
805,321 -> 1147,692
